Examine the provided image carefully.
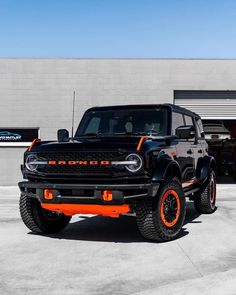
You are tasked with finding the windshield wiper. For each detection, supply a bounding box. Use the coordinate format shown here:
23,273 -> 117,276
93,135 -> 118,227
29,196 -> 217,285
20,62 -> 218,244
74,132 -> 104,138
115,131 -> 161,136
75,131 -> 162,138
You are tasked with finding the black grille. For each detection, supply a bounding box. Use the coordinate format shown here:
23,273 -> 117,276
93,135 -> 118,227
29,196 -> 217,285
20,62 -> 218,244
37,151 -> 127,175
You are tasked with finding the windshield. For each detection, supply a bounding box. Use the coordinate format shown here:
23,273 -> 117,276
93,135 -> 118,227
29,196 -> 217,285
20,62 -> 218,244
76,108 -> 169,137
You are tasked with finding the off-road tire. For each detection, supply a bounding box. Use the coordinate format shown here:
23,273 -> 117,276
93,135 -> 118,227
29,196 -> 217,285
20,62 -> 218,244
19,194 -> 71,234
135,177 -> 186,242
194,170 -> 216,214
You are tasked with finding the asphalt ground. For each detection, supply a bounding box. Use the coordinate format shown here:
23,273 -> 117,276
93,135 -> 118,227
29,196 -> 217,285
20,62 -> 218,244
0,185 -> 236,295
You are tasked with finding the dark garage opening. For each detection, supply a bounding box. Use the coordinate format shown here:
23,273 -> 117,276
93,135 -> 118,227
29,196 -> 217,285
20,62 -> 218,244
174,90 -> 236,184
203,119 -> 236,183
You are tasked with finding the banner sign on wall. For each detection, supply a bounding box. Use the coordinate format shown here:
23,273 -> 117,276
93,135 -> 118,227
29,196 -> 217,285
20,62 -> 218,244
0,128 -> 40,146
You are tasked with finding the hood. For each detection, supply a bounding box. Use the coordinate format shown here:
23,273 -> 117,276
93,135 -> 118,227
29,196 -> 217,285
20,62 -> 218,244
28,136 -> 169,153
30,136 -> 142,153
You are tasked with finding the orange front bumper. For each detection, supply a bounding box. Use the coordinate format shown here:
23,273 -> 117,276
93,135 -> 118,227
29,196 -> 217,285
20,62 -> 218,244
41,203 -> 131,218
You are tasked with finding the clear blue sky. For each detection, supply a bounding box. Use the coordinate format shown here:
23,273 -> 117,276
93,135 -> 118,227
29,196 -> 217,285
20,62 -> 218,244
0,0 -> 236,58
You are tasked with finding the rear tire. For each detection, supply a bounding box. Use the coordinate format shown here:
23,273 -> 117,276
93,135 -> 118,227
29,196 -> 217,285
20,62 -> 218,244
194,170 -> 216,214
19,194 -> 71,234
135,177 -> 186,242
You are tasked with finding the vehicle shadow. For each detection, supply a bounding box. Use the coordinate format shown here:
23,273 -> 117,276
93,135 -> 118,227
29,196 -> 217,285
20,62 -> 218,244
40,202 -> 201,243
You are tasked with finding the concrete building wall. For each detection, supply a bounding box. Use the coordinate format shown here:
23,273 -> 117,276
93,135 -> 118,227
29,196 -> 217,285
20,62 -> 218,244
1,58 -> 236,185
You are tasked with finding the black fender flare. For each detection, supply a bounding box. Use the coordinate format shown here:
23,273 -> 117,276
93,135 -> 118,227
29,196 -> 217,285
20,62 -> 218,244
196,155 -> 216,182
152,157 -> 182,183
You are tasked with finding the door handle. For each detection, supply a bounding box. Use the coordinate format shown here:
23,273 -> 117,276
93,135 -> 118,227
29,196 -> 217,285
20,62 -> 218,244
187,149 -> 193,154
198,149 -> 203,153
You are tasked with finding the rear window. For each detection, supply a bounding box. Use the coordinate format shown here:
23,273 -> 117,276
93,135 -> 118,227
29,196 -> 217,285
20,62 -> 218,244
203,120 -> 223,126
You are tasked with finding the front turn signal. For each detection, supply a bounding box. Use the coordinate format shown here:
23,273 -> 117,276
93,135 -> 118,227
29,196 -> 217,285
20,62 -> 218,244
44,189 -> 54,200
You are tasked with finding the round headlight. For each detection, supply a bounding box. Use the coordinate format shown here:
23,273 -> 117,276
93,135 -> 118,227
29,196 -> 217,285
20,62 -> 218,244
125,154 -> 143,173
25,154 -> 39,172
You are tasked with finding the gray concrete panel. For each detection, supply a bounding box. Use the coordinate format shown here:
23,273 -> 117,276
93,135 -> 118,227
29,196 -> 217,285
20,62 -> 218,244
1,58 -> 236,184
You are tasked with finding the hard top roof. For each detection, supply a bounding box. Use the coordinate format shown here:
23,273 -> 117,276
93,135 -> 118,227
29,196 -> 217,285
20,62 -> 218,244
86,103 -> 200,118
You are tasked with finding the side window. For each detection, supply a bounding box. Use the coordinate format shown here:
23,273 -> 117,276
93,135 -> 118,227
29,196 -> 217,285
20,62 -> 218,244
184,115 -> 195,141
172,112 -> 184,135
184,115 -> 194,126
196,118 -> 205,138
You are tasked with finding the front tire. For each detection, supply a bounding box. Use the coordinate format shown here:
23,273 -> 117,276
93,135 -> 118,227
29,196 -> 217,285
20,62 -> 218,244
135,177 -> 186,242
19,194 -> 71,234
194,170 -> 216,214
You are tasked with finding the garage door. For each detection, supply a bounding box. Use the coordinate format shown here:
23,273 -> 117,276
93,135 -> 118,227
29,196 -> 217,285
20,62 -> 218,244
174,90 -> 236,119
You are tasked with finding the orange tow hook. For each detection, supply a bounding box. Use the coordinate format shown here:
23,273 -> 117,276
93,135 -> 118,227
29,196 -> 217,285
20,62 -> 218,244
44,189 -> 54,200
102,190 -> 113,201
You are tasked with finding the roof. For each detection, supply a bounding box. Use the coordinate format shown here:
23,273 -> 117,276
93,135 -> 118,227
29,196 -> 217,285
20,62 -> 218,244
86,103 -> 200,118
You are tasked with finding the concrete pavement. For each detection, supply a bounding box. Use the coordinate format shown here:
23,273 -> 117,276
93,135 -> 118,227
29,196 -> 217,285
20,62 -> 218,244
0,185 -> 236,295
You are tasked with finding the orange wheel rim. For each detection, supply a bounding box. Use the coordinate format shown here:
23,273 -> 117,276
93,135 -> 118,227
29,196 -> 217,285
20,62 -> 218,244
160,189 -> 181,228
210,175 -> 216,204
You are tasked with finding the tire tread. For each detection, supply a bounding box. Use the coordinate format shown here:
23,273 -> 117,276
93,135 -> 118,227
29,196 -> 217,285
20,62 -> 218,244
136,177 -> 185,241
19,194 -> 43,233
194,170 -> 216,214
19,194 -> 71,234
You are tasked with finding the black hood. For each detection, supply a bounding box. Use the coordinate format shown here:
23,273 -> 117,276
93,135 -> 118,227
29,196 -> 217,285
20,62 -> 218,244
29,136 -> 143,153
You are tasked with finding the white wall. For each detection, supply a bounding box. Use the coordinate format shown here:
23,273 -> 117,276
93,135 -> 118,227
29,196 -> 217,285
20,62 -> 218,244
1,58 -> 236,184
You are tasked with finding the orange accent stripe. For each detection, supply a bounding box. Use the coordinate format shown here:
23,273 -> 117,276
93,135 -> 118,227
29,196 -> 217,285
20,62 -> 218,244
137,136 -> 149,151
28,138 -> 40,151
41,203 -> 131,218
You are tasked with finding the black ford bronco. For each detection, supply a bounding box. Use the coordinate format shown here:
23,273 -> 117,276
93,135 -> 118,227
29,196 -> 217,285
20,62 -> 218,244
19,104 -> 216,241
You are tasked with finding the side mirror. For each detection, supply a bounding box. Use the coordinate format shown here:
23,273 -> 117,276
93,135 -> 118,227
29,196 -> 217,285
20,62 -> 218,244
57,129 -> 69,142
176,125 -> 195,139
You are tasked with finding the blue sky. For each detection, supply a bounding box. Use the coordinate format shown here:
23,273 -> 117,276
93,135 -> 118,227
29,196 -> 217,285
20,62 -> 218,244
0,0 -> 236,58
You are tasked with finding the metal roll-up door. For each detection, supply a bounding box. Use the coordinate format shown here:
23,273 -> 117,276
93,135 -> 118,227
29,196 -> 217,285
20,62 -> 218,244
174,90 -> 236,119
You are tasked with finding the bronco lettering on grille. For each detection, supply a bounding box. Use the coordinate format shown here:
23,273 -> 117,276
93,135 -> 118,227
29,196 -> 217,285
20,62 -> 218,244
47,160 -> 110,165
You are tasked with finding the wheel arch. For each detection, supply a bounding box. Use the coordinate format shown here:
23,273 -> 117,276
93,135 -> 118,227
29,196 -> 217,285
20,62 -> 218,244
152,157 -> 182,183
196,155 -> 216,181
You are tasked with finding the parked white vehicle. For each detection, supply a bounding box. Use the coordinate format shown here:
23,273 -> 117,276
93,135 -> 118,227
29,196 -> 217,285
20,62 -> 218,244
203,120 -> 231,141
